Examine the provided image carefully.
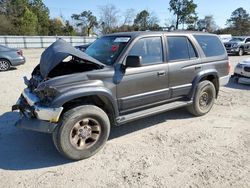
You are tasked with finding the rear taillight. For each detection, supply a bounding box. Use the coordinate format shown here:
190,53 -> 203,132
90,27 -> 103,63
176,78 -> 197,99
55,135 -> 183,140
228,60 -> 231,74
17,50 -> 23,56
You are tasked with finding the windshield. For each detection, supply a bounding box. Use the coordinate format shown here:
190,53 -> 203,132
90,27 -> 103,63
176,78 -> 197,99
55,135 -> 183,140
85,36 -> 130,65
230,37 -> 245,42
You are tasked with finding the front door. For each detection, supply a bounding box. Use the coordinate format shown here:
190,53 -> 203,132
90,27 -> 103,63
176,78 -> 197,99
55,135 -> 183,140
116,36 -> 169,114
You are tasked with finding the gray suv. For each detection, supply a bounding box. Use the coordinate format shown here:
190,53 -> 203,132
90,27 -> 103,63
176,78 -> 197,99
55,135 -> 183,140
12,31 -> 230,160
224,36 -> 250,56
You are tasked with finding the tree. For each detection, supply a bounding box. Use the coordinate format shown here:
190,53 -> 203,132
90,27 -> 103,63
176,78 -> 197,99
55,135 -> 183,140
19,7 -> 38,35
5,0 -> 29,34
169,0 -> 197,29
48,18 -> 64,36
64,20 -> 76,36
123,8 -> 136,26
133,10 -> 160,31
99,4 -> 119,34
227,7 -> 250,35
29,0 -> 50,35
197,15 -> 218,32
71,10 -> 98,36
0,14 -> 14,34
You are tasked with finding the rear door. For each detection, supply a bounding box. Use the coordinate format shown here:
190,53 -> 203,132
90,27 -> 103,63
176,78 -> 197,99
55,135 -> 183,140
116,36 -> 170,114
165,35 -> 200,98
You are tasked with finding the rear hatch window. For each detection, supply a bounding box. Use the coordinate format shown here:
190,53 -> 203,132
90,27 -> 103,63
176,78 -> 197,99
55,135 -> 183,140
194,35 -> 226,57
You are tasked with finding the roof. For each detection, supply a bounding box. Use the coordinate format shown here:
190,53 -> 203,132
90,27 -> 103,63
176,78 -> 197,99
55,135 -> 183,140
104,31 -> 214,38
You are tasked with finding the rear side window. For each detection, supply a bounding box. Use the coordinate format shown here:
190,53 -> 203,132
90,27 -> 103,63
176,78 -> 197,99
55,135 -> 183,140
167,36 -> 197,61
194,35 -> 226,57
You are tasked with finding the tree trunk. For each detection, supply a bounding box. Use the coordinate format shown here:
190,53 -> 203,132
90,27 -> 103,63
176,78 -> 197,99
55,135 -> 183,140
176,15 -> 179,29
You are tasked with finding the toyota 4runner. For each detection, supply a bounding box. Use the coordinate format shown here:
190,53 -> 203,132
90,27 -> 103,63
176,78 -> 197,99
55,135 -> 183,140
12,31 -> 230,160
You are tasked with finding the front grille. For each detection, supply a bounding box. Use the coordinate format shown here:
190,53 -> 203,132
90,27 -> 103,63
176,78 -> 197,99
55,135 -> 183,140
244,66 -> 250,72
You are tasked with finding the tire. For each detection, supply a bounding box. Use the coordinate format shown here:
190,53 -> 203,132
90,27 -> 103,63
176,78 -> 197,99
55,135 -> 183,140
233,76 -> 239,83
238,48 -> 244,56
187,80 -> 216,116
52,105 -> 110,160
0,59 -> 11,71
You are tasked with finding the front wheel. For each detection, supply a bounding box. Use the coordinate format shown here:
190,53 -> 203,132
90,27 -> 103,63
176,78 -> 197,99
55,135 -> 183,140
52,105 -> 110,160
187,80 -> 216,116
238,48 -> 244,56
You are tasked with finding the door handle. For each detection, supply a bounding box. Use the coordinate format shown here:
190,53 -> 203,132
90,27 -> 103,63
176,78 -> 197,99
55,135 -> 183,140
157,71 -> 166,76
195,66 -> 201,70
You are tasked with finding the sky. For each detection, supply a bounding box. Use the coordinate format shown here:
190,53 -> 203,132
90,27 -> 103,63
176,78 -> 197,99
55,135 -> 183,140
43,0 -> 250,28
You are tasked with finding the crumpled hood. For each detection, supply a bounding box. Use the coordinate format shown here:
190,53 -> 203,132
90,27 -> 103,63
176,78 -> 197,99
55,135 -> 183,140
39,39 -> 105,78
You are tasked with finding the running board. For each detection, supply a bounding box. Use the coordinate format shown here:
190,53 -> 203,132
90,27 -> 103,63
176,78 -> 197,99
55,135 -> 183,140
116,100 -> 192,125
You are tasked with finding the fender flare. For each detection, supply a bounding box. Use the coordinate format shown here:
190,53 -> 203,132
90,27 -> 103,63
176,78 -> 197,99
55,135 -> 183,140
188,69 -> 219,99
50,87 -> 119,118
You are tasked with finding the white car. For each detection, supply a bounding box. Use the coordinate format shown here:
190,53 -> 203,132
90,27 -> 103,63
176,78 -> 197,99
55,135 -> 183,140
233,59 -> 250,84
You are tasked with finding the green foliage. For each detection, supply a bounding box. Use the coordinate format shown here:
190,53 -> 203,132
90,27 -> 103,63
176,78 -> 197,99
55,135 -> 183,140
48,18 -> 64,36
169,0 -> 197,29
0,0 -> 75,36
0,14 -> 14,34
29,0 -> 50,35
71,10 -> 98,36
133,10 -> 160,31
20,6 -> 38,35
226,7 -> 250,35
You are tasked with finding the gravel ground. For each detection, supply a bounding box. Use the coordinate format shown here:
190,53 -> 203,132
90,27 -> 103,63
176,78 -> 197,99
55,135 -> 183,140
0,49 -> 250,188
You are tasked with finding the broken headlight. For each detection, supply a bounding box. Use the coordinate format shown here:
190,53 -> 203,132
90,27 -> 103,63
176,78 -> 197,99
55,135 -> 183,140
34,87 -> 59,105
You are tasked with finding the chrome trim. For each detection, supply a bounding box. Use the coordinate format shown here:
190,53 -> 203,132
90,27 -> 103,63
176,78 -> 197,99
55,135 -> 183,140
219,75 -> 230,86
170,83 -> 192,90
21,88 -> 63,123
121,88 -> 170,100
22,88 -> 39,106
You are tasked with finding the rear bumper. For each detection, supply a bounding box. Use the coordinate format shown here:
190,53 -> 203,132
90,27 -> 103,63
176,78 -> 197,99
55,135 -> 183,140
15,116 -> 57,133
10,57 -> 26,66
219,75 -> 230,86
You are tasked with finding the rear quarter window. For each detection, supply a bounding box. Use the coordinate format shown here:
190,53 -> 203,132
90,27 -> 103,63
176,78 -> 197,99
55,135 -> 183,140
194,35 -> 226,57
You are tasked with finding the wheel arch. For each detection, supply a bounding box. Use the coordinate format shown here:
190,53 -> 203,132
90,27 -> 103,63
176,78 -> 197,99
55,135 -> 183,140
189,70 -> 219,99
51,88 -> 119,126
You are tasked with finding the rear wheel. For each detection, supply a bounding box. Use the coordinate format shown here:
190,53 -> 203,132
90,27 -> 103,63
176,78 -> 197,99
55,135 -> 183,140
187,80 -> 216,116
0,59 -> 10,71
52,105 -> 110,160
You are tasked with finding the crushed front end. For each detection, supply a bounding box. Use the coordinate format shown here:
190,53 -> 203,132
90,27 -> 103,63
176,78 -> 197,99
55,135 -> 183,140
12,86 -> 63,133
12,39 -> 104,133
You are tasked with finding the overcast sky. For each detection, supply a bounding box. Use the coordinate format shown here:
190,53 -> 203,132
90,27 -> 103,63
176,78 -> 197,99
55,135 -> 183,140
43,0 -> 250,28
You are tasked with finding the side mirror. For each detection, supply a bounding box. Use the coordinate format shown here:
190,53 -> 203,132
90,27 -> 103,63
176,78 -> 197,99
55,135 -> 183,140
125,55 -> 142,68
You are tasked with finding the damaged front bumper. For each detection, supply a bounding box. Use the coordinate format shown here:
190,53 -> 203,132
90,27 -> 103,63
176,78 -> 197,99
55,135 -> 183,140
12,88 -> 63,133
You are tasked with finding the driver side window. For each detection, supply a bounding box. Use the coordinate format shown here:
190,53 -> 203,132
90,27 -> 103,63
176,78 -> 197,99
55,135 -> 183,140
128,37 -> 163,65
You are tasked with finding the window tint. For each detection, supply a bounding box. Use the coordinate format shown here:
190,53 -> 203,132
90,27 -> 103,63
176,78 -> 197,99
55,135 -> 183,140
194,35 -> 225,57
167,36 -> 197,61
128,37 -> 163,65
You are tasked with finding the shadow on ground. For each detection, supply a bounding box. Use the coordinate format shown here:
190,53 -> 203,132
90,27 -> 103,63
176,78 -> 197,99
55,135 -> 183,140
225,77 -> 250,90
0,112 -> 70,171
0,108 -> 193,171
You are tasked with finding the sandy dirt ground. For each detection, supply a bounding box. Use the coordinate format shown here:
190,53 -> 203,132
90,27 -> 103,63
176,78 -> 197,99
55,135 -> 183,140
0,49 -> 250,188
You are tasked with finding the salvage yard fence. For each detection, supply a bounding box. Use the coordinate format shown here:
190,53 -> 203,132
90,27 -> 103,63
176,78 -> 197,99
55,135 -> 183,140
0,36 -> 97,49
